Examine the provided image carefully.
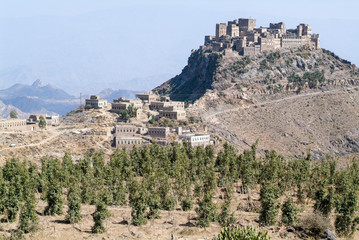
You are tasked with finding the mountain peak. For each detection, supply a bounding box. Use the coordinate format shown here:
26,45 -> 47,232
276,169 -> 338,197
32,79 -> 44,88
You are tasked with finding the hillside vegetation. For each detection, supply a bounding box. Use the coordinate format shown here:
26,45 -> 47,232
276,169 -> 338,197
1,144 -> 359,239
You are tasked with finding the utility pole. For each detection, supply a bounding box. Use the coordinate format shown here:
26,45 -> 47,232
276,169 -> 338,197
80,92 -> 83,111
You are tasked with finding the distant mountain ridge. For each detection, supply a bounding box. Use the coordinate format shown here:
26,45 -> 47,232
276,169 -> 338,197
0,79 -> 74,100
0,80 -> 77,116
0,80 -> 143,116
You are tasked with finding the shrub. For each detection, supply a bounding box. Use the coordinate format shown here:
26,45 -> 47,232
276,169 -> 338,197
266,51 -> 280,64
281,198 -> 297,225
301,213 -> 332,238
217,226 -> 270,240
260,60 -> 270,71
149,115 -> 156,124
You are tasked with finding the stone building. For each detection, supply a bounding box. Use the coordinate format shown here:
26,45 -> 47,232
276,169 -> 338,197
28,114 -> 59,126
114,124 -> 145,146
148,127 -> 169,139
85,95 -> 109,109
115,125 -> 137,137
46,115 -> 60,126
136,92 -> 159,103
111,98 -> 143,113
115,137 -> 143,146
159,110 -> 186,120
205,18 -> 320,56
149,101 -> 184,111
0,118 -> 28,131
179,134 -> 211,147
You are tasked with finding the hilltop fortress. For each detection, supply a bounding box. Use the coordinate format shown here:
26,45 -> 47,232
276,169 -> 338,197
203,18 -> 320,56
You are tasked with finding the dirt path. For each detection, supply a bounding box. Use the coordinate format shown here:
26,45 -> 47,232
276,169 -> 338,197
0,129 -> 64,152
202,86 -> 357,120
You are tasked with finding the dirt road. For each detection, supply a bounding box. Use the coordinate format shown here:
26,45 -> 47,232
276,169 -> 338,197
0,129 -> 64,152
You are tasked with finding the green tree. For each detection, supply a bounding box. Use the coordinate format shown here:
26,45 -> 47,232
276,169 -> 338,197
61,153 -> 74,188
289,157 -> 310,204
218,187 -> 236,227
129,180 -> 148,226
196,162 -> 217,228
334,189 -> 359,237
127,104 -> 137,118
313,186 -> 335,217
119,110 -> 129,120
65,183 -> 82,224
149,115 -> 156,124
259,184 -> 280,226
216,143 -> 238,187
281,198 -> 298,225
9,110 -> 18,119
196,191 -> 217,228
238,144 -> 258,195
38,116 -> 46,129
39,158 -> 63,199
3,182 -> 21,222
18,191 -> 38,233
91,200 -> 110,233
44,180 -> 63,215
1,158 -> 29,222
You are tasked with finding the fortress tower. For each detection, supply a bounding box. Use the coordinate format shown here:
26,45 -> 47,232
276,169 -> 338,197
216,23 -> 227,40
238,18 -> 256,32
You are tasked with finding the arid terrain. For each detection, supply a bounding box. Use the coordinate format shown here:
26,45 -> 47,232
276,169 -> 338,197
0,109 -> 117,165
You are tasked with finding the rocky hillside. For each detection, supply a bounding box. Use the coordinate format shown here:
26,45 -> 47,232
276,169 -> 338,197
154,48 -> 359,158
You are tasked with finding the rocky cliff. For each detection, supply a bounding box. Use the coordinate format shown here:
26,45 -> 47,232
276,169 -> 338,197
154,50 -> 221,101
154,47 -> 359,158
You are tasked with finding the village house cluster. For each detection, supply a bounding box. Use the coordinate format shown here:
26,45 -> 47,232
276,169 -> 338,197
203,18 -> 320,56
84,92 -> 212,148
85,92 -> 187,121
113,124 -> 211,148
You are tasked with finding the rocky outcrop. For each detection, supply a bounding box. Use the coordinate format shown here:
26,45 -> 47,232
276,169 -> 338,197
154,47 -> 359,158
154,50 -> 221,101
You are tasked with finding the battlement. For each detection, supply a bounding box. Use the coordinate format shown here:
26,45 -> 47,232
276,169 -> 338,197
204,18 -> 320,56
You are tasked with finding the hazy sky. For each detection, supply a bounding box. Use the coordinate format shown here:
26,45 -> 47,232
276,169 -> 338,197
2,0 -> 358,19
1,0 -> 358,95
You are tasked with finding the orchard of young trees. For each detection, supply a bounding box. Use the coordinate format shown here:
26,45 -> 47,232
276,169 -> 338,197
1,142 -> 359,238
